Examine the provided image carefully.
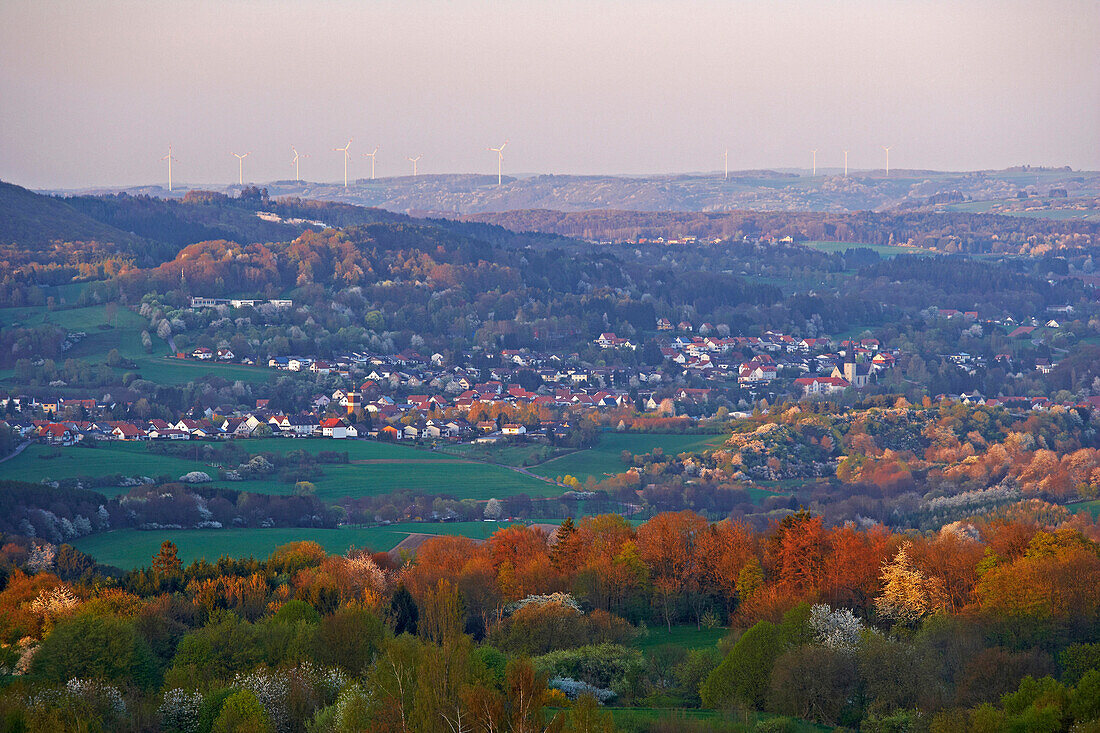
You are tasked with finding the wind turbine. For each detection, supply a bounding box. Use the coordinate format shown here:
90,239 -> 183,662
406,154 -> 423,177
161,145 -> 177,192
232,152 -> 250,185
882,145 -> 891,176
361,147 -> 379,180
488,140 -> 508,185
291,147 -> 310,183
724,149 -> 728,180
810,149 -> 817,177
333,140 -> 352,188
843,150 -> 849,177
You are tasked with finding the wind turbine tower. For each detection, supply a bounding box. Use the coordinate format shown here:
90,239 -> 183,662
362,147 -> 379,180
882,146 -> 891,177
333,140 -> 352,188
843,150 -> 849,177
291,147 -> 310,183
488,140 -> 508,185
810,149 -> 817,177
232,152 -> 250,185
162,145 -> 177,192
406,154 -> 423,177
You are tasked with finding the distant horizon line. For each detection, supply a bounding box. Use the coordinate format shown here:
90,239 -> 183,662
26,165 -> 1092,194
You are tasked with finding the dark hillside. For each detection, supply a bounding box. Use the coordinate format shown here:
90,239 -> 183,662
0,180 -> 146,251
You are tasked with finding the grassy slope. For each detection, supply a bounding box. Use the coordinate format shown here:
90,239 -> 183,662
0,301 -> 275,386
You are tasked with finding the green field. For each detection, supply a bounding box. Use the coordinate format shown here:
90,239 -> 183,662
1077,500 -> 1100,519
531,433 -> 722,482
632,625 -> 726,652
802,240 -> 924,257
71,521 -> 507,569
128,356 -> 275,385
439,441 -> 572,467
0,433 -> 725,500
0,438 -> 558,500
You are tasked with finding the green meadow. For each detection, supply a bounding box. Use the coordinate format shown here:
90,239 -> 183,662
631,625 -> 727,652
71,521 -> 506,569
1,433 -> 729,501
0,438 -> 556,500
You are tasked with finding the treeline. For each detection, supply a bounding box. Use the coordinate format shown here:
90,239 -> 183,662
0,479 -> 341,543
462,208 -> 1100,253
64,190 -> 304,250
1,509 -> 1100,729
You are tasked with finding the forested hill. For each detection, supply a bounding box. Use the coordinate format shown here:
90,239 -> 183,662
0,180 -> 146,251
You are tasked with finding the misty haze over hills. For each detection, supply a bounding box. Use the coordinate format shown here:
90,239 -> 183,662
41,168 -> 1100,217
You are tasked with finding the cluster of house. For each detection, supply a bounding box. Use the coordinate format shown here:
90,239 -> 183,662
648,329 -> 896,396
9,402 -> 576,447
948,392 -> 1100,413
190,297 -> 294,310
178,321 -> 903,405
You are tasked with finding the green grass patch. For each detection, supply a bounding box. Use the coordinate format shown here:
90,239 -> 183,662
438,441 -> 571,467
127,355 -> 275,385
632,625 -> 726,652
71,521 -> 505,569
531,433 -> 722,483
1076,499 -> 1100,519
802,240 -> 923,257
0,438 -> 557,500
0,442 -> 216,487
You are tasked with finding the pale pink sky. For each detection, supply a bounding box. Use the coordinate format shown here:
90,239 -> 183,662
1,0 -> 1097,188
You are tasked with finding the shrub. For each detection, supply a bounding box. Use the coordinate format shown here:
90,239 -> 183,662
159,688 -> 203,733
534,643 -> 644,693
30,614 -> 158,689
211,689 -> 271,733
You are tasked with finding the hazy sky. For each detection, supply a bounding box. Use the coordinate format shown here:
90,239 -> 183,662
1,0 -> 1097,188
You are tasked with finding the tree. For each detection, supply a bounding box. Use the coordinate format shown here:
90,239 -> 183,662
31,614 -> 158,689
563,694 -> 614,733
875,542 -> 947,625
697,520 -> 754,611
483,498 -> 504,520
314,607 -> 387,675
505,657 -> 560,733
768,644 -> 858,725
293,481 -> 316,498
766,511 -> 826,596
153,540 -> 183,577
419,578 -> 464,645
212,689 -> 272,733
390,585 -> 419,635
369,634 -> 422,733
701,605 -> 810,710
701,620 -> 783,710
635,511 -> 708,629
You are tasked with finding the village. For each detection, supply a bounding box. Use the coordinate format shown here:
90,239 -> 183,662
4,306 -> 1082,451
